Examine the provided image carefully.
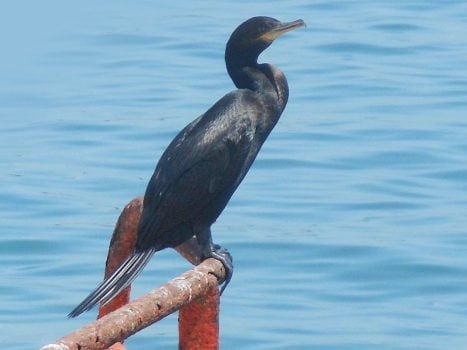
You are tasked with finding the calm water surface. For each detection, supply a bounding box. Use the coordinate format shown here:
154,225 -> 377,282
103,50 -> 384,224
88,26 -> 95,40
1,1 -> 467,349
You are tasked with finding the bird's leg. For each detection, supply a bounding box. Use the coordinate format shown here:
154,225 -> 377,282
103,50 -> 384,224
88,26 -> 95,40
175,236 -> 204,265
196,227 -> 233,294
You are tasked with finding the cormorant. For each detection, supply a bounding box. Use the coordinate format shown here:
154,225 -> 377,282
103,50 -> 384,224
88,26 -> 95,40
69,16 -> 305,317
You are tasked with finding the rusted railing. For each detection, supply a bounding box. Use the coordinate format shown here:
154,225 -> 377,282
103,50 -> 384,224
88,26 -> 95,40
40,197 -> 226,350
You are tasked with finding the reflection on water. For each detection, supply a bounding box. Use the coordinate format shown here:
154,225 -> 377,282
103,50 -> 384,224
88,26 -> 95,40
1,1 -> 467,349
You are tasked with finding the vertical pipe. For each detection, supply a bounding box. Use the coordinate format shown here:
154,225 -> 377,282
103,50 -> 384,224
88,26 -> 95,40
98,196 -> 143,318
98,197 -> 143,350
178,286 -> 220,350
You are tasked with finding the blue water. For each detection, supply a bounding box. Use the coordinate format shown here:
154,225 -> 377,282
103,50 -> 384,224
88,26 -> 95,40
1,1 -> 467,349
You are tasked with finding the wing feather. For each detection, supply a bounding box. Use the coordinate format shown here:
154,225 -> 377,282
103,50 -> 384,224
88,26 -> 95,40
68,249 -> 155,318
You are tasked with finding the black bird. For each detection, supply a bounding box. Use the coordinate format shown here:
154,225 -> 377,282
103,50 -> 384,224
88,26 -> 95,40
69,16 -> 305,317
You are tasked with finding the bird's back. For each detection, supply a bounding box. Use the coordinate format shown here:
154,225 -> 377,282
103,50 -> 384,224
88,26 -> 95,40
136,89 -> 268,250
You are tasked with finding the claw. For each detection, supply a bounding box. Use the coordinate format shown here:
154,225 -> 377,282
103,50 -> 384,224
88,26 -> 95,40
209,244 -> 233,294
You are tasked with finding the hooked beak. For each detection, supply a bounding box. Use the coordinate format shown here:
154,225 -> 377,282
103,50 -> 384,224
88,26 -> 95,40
260,19 -> 306,42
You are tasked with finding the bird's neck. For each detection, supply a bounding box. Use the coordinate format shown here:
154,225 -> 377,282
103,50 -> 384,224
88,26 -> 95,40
227,62 -> 289,114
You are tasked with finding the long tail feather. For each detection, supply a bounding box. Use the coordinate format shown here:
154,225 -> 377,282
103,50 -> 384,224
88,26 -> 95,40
68,249 -> 155,318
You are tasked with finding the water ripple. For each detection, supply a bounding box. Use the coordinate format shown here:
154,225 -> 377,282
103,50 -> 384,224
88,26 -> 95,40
317,42 -> 434,56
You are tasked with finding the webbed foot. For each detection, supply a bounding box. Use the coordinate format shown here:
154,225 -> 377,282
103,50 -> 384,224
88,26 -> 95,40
209,243 -> 233,294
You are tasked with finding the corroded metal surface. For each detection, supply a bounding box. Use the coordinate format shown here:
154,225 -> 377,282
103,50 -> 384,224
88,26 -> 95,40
40,258 -> 224,350
179,286 -> 220,350
41,196 -> 223,350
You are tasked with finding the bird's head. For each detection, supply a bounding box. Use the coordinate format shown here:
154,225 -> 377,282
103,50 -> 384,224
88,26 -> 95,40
225,16 -> 305,67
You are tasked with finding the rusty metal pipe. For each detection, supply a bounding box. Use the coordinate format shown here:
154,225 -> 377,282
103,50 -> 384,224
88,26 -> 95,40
40,196 -> 224,350
40,258 -> 225,350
